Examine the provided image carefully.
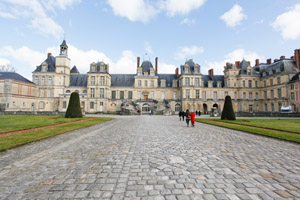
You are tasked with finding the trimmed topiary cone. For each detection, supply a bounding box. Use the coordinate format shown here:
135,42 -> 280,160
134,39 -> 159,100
221,95 -> 236,120
65,92 -> 83,118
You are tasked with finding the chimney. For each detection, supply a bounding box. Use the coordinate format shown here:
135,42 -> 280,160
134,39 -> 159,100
267,58 -> 272,64
226,62 -> 229,66
208,69 -> 214,81
175,68 -> 179,79
255,59 -> 259,66
47,53 -> 52,58
235,61 -> 240,67
295,49 -> 300,70
155,57 -> 158,74
274,59 -> 279,62
291,56 -> 295,59
247,61 -> 251,66
137,57 -> 140,68
280,56 -> 285,60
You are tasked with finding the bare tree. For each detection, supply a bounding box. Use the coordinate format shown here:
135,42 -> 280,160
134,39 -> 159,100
0,64 -> 16,72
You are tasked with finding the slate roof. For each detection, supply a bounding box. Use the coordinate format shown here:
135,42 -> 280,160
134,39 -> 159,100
61,40 -> 68,47
0,72 -> 34,84
158,74 -> 177,87
111,74 -> 135,87
238,59 -> 250,75
202,75 -> 224,87
70,74 -> 87,87
70,66 -> 80,74
258,59 -> 298,77
33,55 -> 56,73
141,61 -> 153,74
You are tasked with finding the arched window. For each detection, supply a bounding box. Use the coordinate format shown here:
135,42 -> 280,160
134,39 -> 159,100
66,90 -> 71,93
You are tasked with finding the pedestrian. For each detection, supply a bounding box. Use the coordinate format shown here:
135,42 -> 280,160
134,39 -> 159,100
179,111 -> 182,120
191,111 -> 195,127
149,110 -> 152,116
196,110 -> 198,116
182,111 -> 185,121
185,109 -> 191,127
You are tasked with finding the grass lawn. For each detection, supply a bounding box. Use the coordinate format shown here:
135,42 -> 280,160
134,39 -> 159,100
0,116 -> 113,151
195,118 -> 300,143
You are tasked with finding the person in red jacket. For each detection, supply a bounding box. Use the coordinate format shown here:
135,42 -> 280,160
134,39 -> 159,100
191,111 -> 196,127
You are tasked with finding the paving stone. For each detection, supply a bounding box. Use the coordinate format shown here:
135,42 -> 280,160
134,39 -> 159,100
0,116 -> 299,199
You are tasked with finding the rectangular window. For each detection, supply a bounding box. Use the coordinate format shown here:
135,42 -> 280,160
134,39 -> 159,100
248,80 -> 252,88
161,91 -> 165,100
255,81 -> 258,88
90,102 -> 94,109
91,76 -> 95,86
214,92 -> 217,101
185,77 -> 190,86
243,80 -> 245,87
270,79 -> 273,86
243,92 -> 246,100
120,91 -> 124,99
39,102 -> 44,109
150,91 -> 154,99
249,92 -> 253,100
264,91 -> 267,100
100,76 -> 105,85
265,104 -> 268,112
291,84 -> 294,90
271,103 -> 275,112
202,91 -> 206,100
112,91 -> 116,100
63,101 -> 66,108
291,92 -> 295,100
144,80 -> 148,87
277,77 -> 281,84
196,90 -> 200,99
35,77 -> 39,84
234,92 -> 237,101
172,80 -> 177,87
271,90 -> 274,99
264,80 -> 266,87
100,88 -> 104,98
128,91 -> 132,99
138,91 -> 142,99
138,80 -> 142,87
48,77 -> 52,86
161,80 -> 166,87
225,92 -> 228,97
40,89 -> 44,97
278,89 -> 281,98
278,103 -> 282,112
81,101 -> 85,108
173,92 -> 177,100
91,88 -> 95,98
186,89 -> 190,99
41,76 -> 45,85
195,78 -> 200,86
151,80 -> 154,87
47,89 -> 51,97
256,92 -> 258,100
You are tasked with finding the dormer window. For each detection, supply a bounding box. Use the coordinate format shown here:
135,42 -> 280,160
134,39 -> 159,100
184,65 -> 189,73
172,80 -> 177,87
194,64 -> 200,73
100,64 -> 105,72
161,80 -> 166,87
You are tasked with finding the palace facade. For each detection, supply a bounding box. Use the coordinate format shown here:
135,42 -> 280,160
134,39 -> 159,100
1,40 -> 300,114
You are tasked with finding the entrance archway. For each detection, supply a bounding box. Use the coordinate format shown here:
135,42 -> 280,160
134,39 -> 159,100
203,103 -> 207,114
175,103 -> 181,113
142,103 -> 150,113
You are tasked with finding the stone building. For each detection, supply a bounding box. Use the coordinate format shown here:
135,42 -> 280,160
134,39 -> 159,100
1,40 -> 299,114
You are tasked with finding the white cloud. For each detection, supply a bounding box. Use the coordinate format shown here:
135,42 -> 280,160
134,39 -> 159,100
220,4 -> 247,27
111,50 -> 137,74
106,0 -> 158,23
0,0 -> 79,38
205,49 -> 263,75
158,62 -> 177,74
176,46 -> 204,60
180,18 -> 195,25
161,0 -> 206,16
144,42 -> 153,55
272,4 -> 300,40
0,58 -> 11,65
0,46 -> 45,70
106,0 -> 206,23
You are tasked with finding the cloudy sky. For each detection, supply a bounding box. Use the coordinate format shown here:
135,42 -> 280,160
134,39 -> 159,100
0,0 -> 300,79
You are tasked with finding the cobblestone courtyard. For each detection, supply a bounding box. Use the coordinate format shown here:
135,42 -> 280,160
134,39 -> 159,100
0,116 -> 300,199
